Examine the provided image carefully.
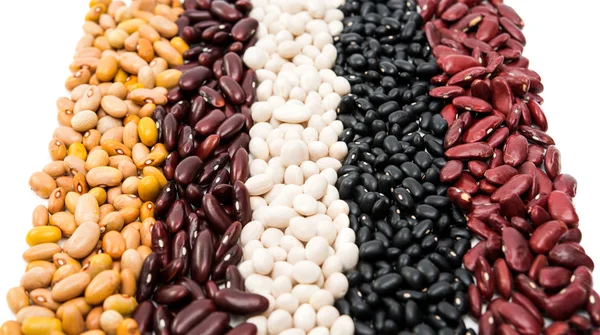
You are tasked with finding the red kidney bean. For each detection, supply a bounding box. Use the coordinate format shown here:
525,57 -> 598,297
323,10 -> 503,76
509,216 -> 533,236
538,267 -> 572,291
464,241 -> 487,272
445,142 -> 493,160
204,280 -> 220,300
137,252 -> 160,302
493,258 -> 512,299
483,164 -> 517,185
154,305 -> 172,335
559,228 -> 582,244
214,221 -> 241,261
171,299 -> 216,335
587,289 -> 600,326
155,182 -> 177,217
479,310 -> 496,335
526,144 -> 544,166
451,13 -> 483,32
529,220 -> 568,254
549,243 -> 594,271
133,300 -> 155,334
544,322 -> 570,335
498,193 -> 525,218
199,152 -> 229,185
571,266 -> 594,288
467,217 -> 497,240
515,274 -> 547,310
171,230 -> 191,275
187,312 -> 230,335
502,227 -> 533,273
438,54 -> 481,75
544,282 -> 588,320
160,258 -> 184,284
177,125 -> 195,158
166,199 -> 186,233
225,323 -> 258,335
153,284 -> 190,305
502,133 -> 528,167
498,302 -> 542,335
475,256 -> 495,301
174,156 -> 203,186
191,229 -> 213,284
497,324 -> 520,335
511,291 -> 544,327
489,148 -> 504,168
213,289 -> 269,315
194,109 -> 226,137
468,160 -> 488,178
529,205 -> 552,227
225,265 -> 244,291
463,115 -> 503,143
218,76 -> 245,105
552,174 -> 577,198
490,173 -> 532,202
176,277 -> 206,300
544,145 -> 561,180
441,2 -> 469,21
202,193 -> 233,234
547,191 -> 579,227
212,244 -> 242,280
152,221 -> 171,268
476,15 -> 499,41
231,17 -> 258,42
453,95 -> 492,113
568,314 -> 593,332
180,66 -> 213,91
467,284 -> 482,318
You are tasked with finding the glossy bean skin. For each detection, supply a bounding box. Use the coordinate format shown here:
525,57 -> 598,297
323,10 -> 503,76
190,229 -> 213,284
171,299 -> 216,335
186,312 -> 230,335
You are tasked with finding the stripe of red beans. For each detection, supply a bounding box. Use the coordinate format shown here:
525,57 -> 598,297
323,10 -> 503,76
132,0 -> 267,334
422,0 -> 600,333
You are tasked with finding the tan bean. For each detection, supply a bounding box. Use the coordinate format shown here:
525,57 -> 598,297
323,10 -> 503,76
87,166 -> 124,188
101,127 -> 125,144
86,150 -> 110,171
74,194 -> 100,225
128,88 -> 167,105
121,223 -> 143,249
86,307 -> 104,330
64,222 -> 100,259
51,272 -> 91,302
65,69 -> 93,91
99,203 -> 116,219
55,297 -> 92,320
137,24 -> 160,43
23,243 -> 62,263
137,66 -> 155,89
48,187 -> 66,214
116,18 -> 145,34
132,9 -> 154,22
64,155 -> 87,177
112,261 -> 121,273
26,261 -> 57,275
101,95 -> 128,118
119,268 -> 136,297
83,21 -> 104,36
103,231 -> 127,259
113,194 -> 142,211
149,15 -> 177,38
99,82 -> 113,96
53,127 -> 83,147
121,176 -> 140,195
82,253 -> 113,279
29,172 -> 57,199
80,86 -> 102,111
97,116 -> 123,134
99,13 -> 116,29
119,207 -> 140,225
83,130 -> 102,151
138,102 -> 155,118
85,270 -> 121,305
56,176 -> 75,193
61,304 -> 85,335
149,57 -> 168,76
119,52 -> 148,75
56,97 -> 75,113
131,143 -> 150,163
107,82 -> 127,100
32,205 -> 50,227
120,249 -> 143,278
53,254 -> 81,271
122,122 -> 139,149
43,161 -> 67,178
136,245 -> 152,260
89,187 -> 108,206
51,265 -> 78,287
73,171 -> 89,193
71,110 -> 99,132
29,288 -> 60,311
134,150 -> 166,169
65,192 -> 80,213
136,38 -> 155,63
71,85 -> 91,101
155,68 -> 181,89
0,320 -> 22,335
115,318 -> 139,335
96,55 -> 119,83
103,294 -> 137,316
98,211 -> 125,234
6,287 -> 30,314
139,217 -> 155,248
107,29 -> 129,49
100,310 -> 123,335
21,268 -> 53,291
49,212 -> 77,237
15,306 -> 55,324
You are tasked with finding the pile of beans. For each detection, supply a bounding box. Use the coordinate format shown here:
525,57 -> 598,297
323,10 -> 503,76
128,0 -> 275,334
422,0 -> 600,333
329,0 -> 476,334
235,0 -> 360,333
2,0 -> 186,334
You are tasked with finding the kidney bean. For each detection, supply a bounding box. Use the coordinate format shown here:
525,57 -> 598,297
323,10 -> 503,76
191,229 -> 213,284
133,300 -> 155,334
213,288 -> 269,315
498,302 -> 542,335
515,274 -> 547,310
185,312 -> 229,335
491,258 -> 512,299
225,265 -> 244,291
511,291 -> 544,327
529,220 -> 568,254
171,299 -> 215,335
202,194 -> 233,234
475,256 -> 495,301
538,267 -> 572,291
154,305 -> 173,335
199,152 -> 229,185
547,191 -> 579,227
160,258 -> 184,284
549,243 -> 594,271
137,252 -> 160,302
214,221 -> 242,261
151,220 -> 171,268
502,227 -> 533,272
212,244 -> 242,280
544,282 -> 588,320
463,115 -> 503,143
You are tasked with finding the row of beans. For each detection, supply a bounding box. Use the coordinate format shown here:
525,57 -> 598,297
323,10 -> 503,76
3,0 -> 600,334
422,0 -> 600,334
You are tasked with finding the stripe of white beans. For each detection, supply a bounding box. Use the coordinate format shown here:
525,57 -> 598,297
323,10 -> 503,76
238,0 -> 357,334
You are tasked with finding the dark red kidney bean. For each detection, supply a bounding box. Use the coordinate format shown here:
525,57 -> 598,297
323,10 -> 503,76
525,193 -> 548,214
184,183 -> 204,207
498,302 -> 542,335
475,256 -> 495,301
159,258 -> 184,284
469,202 -> 501,221
176,276 -> 206,300
440,104 -> 458,125
445,142 -> 493,160
199,86 -> 225,107
478,310 -> 496,335
196,134 -> 221,161
212,184 -> 233,202
177,125 -> 195,158
153,284 -> 189,305
493,258 -> 512,299
166,200 -> 186,233
518,162 -> 538,202
241,70 -> 257,106
133,300 -> 155,334
484,164 -> 518,185
485,233 -> 504,260
231,17 -> 257,42
443,118 -> 464,149
463,37 -> 493,53
572,266 -> 593,289
489,174 -> 532,202
235,0 -> 253,13
536,168 -> 553,196
225,323 -> 257,335
489,148 -> 504,168
506,102 -> 523,132
212,59 -> 224,79
213,33 -> 231,45
502,227 -> 533,273
447,66 -> 489,86
153,305 -> 172,335
191,229 -> 213,284
198,48 -> 223,67
187,312 -> 229,335
488,32 -> 510,50
458,110 -> 473,128
468,160 -> 488,178
544,322 -> 570,335
490,77 -> 514,115
519,125 -> 555,146
208,169 -> 230,194
560,228 -> 582,244
163,153 -> 179,181
213,288 -> 269,315
452,96 -> 492,113
502,133 -> 528,167
440,160 -> 464,182
232,181 -> 251,224
199,152 -> 229,185
479,179 -> 497,194
170,100 -> 190,123
528,255 -> 548,283
509,216 -> 533,236
467,218 -> 497,240
171,230 -> 191,275
547,191 -> 579,227
437,54 -> 480,75
174,156 -> 203,186
499,16 -> 526,44
215,114 -> 245,140
179,66 -> 213,91
136,253 -> 160,302
552,174 -> 577,198
568,315 -> 593,332
204,280 -> 219,300
487,297 -> 508,321
171,299 -> 216,335
429,85 -> 465,99
188,95 -> 207,126
527,100 -> 548,131
163,113 -> 178,152
155,182 -> 177,217
212,245 -> 242,280
218,76 -> 245,105
447,186 -> 473,211
529,205 -> 552,227
463,115 -> 503,143
587,290 -> 600,326
229,148 -> 249,184
440,2 -> 469,21
152,221 -> 171,268
225,265 -> 245,291
450,12 -> 483,33
538,267 -> 572,291
222,52 -> 243,82
454,172 -> 479,194
529,220 -> 568,255
227,132 -> 250,158
441,37 -> 468,52
214,221 -> 242,260
467,284 -> 482,318
544,282 -> 588,320
512,291 -> 544,327
515,274 -> 547,310
196,0 -> 211,10
499,193 -> 525,218
202,194 -> 233,234
548,243 -> 594,271
210,1 -> 242,21
497,3 -> 524,27
543,145 -> 561,181
476,15 -> 499,41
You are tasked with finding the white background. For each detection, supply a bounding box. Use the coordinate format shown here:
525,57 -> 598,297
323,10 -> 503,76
0,0 -> 598,328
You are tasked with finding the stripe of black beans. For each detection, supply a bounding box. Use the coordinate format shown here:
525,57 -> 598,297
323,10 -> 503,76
330,1 -> 475,334
131,1 -> 267,334
423,0 -> 600,334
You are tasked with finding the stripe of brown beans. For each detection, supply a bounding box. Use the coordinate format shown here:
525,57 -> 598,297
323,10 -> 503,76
3,0 -> 189,334
132,1 -> 267,334
422,0 -> 600,333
